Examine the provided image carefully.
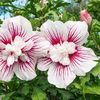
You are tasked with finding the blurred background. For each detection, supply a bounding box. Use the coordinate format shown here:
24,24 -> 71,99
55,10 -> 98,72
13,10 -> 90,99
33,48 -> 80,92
0,0 -> 100,29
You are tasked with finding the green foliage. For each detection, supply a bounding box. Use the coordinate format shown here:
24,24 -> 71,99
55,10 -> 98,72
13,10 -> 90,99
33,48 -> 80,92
32,88 -> 47,100
0,0 -> 100,100
91,62 -> 100,76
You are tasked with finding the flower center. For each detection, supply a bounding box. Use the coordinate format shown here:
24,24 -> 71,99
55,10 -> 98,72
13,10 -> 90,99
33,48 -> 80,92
49,41 -> 76,65
3,36 -> 29,66
6,44 -> 22,57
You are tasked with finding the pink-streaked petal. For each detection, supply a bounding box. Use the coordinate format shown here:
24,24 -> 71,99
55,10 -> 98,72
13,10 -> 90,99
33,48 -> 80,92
37,57 -> 52,71
2,22 -> 26,41
0,56 -> 7,71
20,54 -> 30,62
23,31 -> 37,42
48,63 -> 76,88
1,16 -> 33,41
0,42 -> 5,50
27,33 -> 50,57
0,28 -> 11,44
2,16 -> 33,34
14,55 -> 37,80
70,46 -> 98,76
65,21 -> 88,45
0,59 -> 14,81
40,20 -> 68,45
0,51 -> 9,61
7,55 -> 15,67
14,36 -> 26,49
22,39 -> 34,51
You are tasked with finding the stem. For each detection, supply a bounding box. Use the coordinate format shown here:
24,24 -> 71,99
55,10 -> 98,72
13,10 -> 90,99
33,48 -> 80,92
82,88 -> 86,100
83,94 -> 86,100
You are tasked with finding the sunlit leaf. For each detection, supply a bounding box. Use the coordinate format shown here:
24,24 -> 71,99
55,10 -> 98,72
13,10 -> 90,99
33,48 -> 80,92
31,88 -> 47,100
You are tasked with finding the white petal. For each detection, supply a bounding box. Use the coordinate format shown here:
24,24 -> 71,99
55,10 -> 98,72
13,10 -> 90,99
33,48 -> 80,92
0,42 -> 5,49
0,61 -> 14,81
50,54 -> 61,62
49,45 -> 62,62
40,20 -> 68,45
70,46 -> 98,76
60,56 -> 70,65
28,34 -> 50,57
7,55 -> 15,66
50,51 -> 61,62
0,28 -> 12,44
14,36 -> 26,49
2,16 -> 33,34
20,54 -> 30,62
48,63 -> 76,88
14,55 -> 37,80
62,42 -> 76,54
22,39 -> 34,51
37,57 -> 52,71
65,21 -> 88,45
0,50 -> 9,61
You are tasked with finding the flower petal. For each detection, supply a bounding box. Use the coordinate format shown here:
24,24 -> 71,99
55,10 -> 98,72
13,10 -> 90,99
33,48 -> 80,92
14,36 -> 26,49
20,54 -> 30,62
70,46 -> 98,76
14,55 -> 37,80
7,55 -> 15,66
59,56 -> 70,65
0,57 -> 14,81
1,50 -> 9,61
27,33 -> 50,57
37,57 -> 52,71
0,42 -> 5,50
1,16 -> 33,41
48,63 -> 76,88
65,21 -> 88,45
2,16 -> 32,34
40,20 -> 68,45
22,39 -> 34,51
49,45 -> 62,62
0,28 -> 11,44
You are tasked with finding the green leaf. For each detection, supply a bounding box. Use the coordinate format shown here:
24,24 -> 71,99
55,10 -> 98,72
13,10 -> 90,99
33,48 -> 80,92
12,97 -> 25,100
48,88 -> 57,96
92,19 -> 100,32
83,86 -> 100,95
21,84 -> 29,95
35,4 -> 42,12
73,83 -> 81,89
30,19 -> 41,29
58,90 -> 73,100
80,74 -> 90,85
31,88 -> 47,100
91,62 -> 100,76
44,10 -> 59,20
61,7 -> 68,21
0,95 -> 4,100
2,92 -> 15,100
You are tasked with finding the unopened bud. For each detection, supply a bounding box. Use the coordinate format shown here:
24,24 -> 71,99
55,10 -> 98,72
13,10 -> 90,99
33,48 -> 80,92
80,9 -> 92,24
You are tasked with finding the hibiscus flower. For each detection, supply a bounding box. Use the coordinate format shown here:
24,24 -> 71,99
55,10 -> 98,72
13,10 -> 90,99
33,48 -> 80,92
37,20 -> 98,88
0,16 -> 50,81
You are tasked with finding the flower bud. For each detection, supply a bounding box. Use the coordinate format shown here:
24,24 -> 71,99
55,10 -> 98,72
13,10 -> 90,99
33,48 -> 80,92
80,9 -> 92,24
